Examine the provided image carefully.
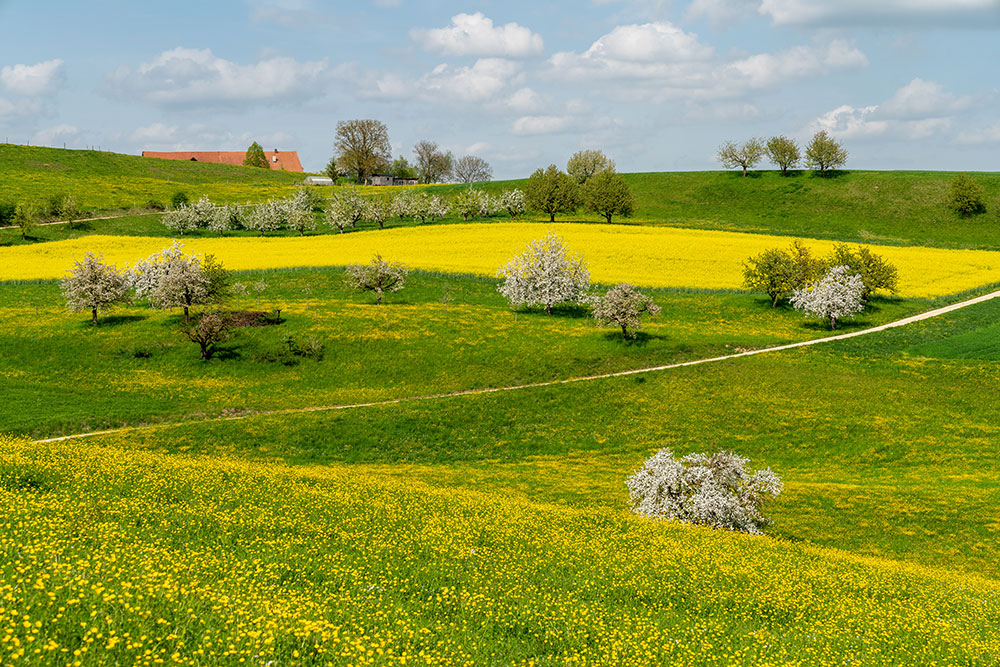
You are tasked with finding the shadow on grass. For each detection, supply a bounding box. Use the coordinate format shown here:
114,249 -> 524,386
85,314 -> 148,328
601,330 -> 669,346
513,304 -> 593,320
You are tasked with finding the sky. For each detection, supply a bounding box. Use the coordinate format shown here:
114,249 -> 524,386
1,0 -> 998,177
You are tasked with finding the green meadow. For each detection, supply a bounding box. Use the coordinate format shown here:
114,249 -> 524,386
2,148 -> 1000,665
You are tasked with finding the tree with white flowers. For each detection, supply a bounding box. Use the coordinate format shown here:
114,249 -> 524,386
190,195 -> 215,228
162,205 -> 197,235
499,189 -> 525,220
285,191 -> 317,236
208,203 -> 236,236
626,448 -> 782,534
326,188 -> 367,233
345,255 -> 409,305
61,252 -> 131,326
497,232 -> 590,315
790,264 -> 865,330
130,241 -> 213,323
365,196 -> 393,230
243,200 -> 284,236
592,283 -> 661,340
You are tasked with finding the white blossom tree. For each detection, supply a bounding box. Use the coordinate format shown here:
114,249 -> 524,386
427,195 -> 449,221
365,196 -> 393,230
790,264 -> 865,330
190,195 -> 215,228
208,204 -> 236,236
497,232 -> 590,315
285,191 -> 317,236
592,283 -> 662,340
60,252 -> 131,326
326,189 -> 366,233
626,448 -> 783,534
499,189 -> 525,220
345,255 -> 409,305
243,200 -> 284,236
130,242 -> 212,322
162,205 -> 197,235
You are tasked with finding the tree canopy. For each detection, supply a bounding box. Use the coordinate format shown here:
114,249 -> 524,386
243,141 -> 269,169
334,119 -> 391,184
525,165 -> 581,223
567,149 -> 615,184
804,131 -> 848,176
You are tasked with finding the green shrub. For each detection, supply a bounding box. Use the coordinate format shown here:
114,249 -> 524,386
0,201 -> 14,226
948,174 -> 986,217
46,193 -> 69,218
145,199 -> 166,211
171,191 -> 190,209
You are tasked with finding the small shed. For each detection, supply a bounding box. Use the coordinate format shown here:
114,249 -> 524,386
371,174 -> 394,186
395,178 -> 419,186
304,176 -> 334,186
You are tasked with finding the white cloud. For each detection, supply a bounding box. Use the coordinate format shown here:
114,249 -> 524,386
130,122 -> 295,150
582,22 -> 714,62
412,13 -> 544,58
809,79 -> 973,141
759,0 -> 999,26
547,26 -> 867,102
107,48 -> 330,107
958,122 -> 1000,145
368,58 -> 522,105
506,87 -> 543,112
464,141 -> 491,154
879,78 -> 972,118
512,115 -> 575,136
1,59 -> 66,96
32,123 -> 80,146
685,0 -> 759,26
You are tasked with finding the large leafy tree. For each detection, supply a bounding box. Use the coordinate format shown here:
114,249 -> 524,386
61,252 -> 131,326
496,232 -> 590,315
453,155 -> 493,183
567,149 -> 615,185
804,131 -> 848,176
243,141 -> 269,169
525,165 -> 581,223
584,170 -> 634,223
412,140 -> 454,184
334,119 -> 391,184
826,243 -> 898,300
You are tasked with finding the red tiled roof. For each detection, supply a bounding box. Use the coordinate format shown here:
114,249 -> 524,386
141,150 -> 304,173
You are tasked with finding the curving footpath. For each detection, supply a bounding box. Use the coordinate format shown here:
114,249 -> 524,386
35,287 -> 1000,445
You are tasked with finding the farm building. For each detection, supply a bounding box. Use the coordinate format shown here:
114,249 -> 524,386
371,174 -> 419,186
304,176 -> 334,186
142,149 -> 304,172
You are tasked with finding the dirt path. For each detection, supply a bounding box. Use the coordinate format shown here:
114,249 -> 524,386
0,211 -> 156,231
34,287 -> 1000,445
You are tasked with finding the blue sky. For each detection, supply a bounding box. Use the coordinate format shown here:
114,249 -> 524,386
1,0 -> 998,177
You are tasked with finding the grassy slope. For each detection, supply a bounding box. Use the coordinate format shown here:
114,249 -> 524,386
3,434 -> 999,666
0,269 -> 926,437
88,295 -> 1000,581
0,144 -> 306,212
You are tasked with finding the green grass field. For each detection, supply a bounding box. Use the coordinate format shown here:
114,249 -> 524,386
0,144 -> 307,213
3,149 -> 1000,664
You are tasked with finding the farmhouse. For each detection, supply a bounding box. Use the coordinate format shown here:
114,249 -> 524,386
142,148 -> 304,172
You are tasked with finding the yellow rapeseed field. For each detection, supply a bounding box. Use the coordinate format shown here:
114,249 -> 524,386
2,433 -> 999,665
2,224 -> 999,297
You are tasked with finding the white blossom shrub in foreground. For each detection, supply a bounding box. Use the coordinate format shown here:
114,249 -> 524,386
790,264 -> 865,330
626,449 -> 782,534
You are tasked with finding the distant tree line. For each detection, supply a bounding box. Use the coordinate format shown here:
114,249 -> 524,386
717,131 -> 848,177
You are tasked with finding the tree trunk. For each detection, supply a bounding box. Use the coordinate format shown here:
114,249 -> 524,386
299,229 -> 304,236
549,212 -> 555,223
376,293 -> 382,306
605,213 -> 612,223
184,305 -> 190,323
742,166 -> 747,177
829,315 -> 837,330
91,307 -> 98,326
200,341 -> 211,360
621,324 -> 628,341
771,293 -> 779,308
545,304 -> 552,315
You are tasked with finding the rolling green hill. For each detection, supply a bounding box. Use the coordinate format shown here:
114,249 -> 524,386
472,169 -> 1000,250
0,144 -> 307,213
